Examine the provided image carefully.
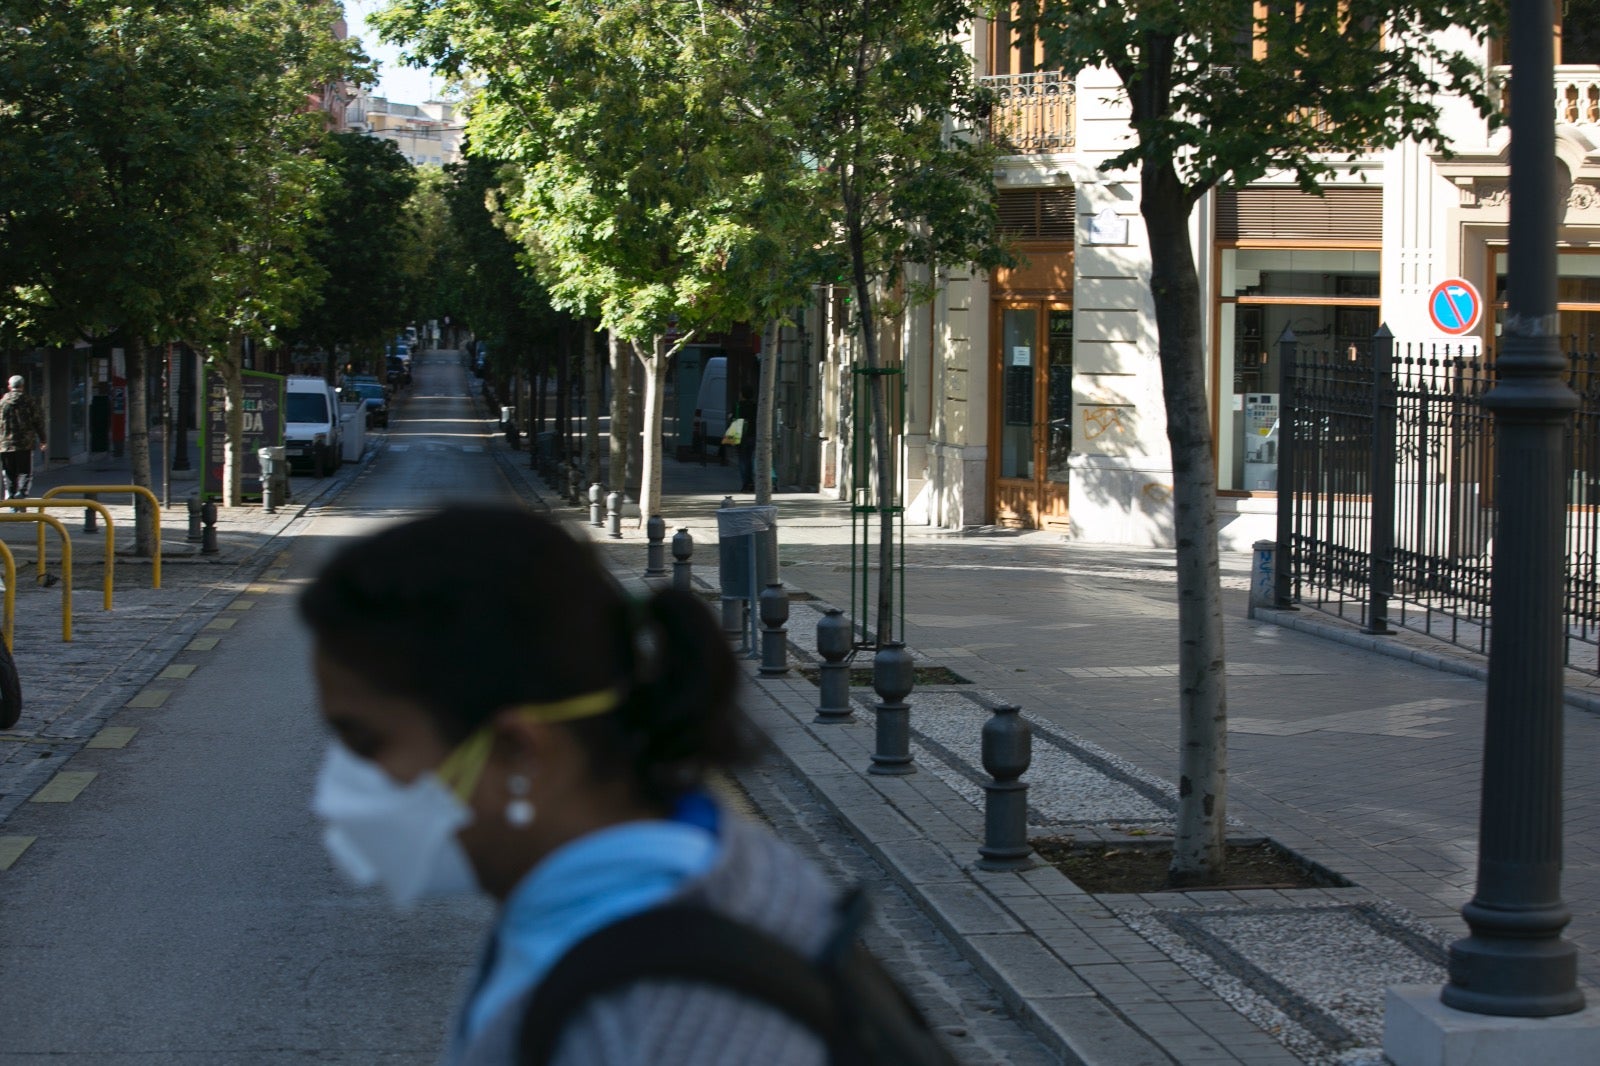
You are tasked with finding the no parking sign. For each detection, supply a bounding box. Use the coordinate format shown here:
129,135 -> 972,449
1428,278 -> 1483,336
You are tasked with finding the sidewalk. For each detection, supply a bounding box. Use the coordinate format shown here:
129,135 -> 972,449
496,440 -> 1600,1066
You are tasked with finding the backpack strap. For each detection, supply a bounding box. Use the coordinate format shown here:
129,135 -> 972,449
518,903 -> 841,1065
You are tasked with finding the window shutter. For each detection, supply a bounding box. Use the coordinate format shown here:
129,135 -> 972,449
1216,186 -> 1382,241
997,187 -> 1076,240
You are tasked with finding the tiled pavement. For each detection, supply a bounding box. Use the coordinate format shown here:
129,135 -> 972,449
508,439 -> 1600,1064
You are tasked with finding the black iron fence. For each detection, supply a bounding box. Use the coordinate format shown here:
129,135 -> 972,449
1275,325 -> 1600,677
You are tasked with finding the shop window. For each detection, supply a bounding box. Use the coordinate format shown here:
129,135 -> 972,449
1215,247 -> 1381,491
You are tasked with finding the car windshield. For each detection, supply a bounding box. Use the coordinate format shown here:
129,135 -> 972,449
286,393 -> 327,423
354,384 -> 384,400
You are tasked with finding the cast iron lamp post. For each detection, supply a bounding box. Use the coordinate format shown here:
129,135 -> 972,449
1440,0 -> 1585,1017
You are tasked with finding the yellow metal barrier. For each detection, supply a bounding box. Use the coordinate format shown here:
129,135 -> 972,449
0,540 -> 15,652
42,485 -> 162,590
12,499 -> 114,610
0,513 -> 72,641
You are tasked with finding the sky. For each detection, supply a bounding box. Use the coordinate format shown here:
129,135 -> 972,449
345,1 -> 444,105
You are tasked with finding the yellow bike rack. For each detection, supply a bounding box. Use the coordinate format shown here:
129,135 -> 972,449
10,499 -> 114,610
42,485 -> 162,590
0,513 -> 71,641
0,540 -> 15,652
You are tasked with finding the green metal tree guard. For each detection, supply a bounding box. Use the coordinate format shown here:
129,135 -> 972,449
849,364 -> 905,651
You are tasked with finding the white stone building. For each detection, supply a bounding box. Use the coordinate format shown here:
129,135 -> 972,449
784,16 -> 1600,550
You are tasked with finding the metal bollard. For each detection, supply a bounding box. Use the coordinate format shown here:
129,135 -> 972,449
567,462 -> 581,506
605,491 -> 622,539
976,704 -> 1034,871
83,505 -> 98,534
814,608 -> 853,723
671,528 -> 693,592
186,494 -> 202,542
718,497 -> 743,637
589,483 -> 605,528
644,515 -> 667,577
758,582 -> 789,677
200,500 -> 219,555
259,448 -> 277,514
868,642 -> 916,775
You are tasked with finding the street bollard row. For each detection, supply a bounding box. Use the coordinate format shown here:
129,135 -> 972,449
605,491 -> 622,539
804,609 -> 1032,869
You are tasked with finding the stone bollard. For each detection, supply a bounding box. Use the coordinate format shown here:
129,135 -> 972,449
1249,539 -> 1275,620
757,582 -> 789,677
814,608 -> 853,723
976,704 -> 1034,871
605,491 -> 623,539
644,515 -> 667,577
868,642 -> 916,775
671,528 -> 693,592
589,483 -> 605,528
567,462 -> 582,506
200,500 -> 219,555
186,494 -> 203,542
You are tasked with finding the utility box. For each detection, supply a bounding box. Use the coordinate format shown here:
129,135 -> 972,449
340,405 -> 365,463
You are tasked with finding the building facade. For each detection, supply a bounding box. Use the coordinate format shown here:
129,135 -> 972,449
791,18 -> 1600,550
347,91 -> 463,167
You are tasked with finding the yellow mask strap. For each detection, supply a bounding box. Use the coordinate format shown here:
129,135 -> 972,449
437,688 -> 622,801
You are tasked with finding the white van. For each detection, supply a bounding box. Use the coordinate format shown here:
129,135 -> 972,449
691,357 -> 728,455
284,376 -> 342,477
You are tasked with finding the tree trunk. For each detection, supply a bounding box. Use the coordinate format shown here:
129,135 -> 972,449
125,337 -> 156,556
220,335 -> 245,507
609,331 -> 630,492
754,319 -> 781,506
633,338 -> 670,528
1142,160 -> 1229,886
848,218 -> 897,646
584,320 -> 602,488
556,323 -> 571,460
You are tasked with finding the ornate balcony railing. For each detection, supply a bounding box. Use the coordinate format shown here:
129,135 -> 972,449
1493,65 -> 1600,126
981,71 -> 1075,155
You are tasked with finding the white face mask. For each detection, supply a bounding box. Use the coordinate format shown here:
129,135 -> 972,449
311,743 -> 479,907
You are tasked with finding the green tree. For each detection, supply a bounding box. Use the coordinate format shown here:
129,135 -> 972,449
1023,0 -> 1499,883
729,0 -> 1010,639
0,0 -> 363,548
377,0 -> 796,524
285,132 -> 419,371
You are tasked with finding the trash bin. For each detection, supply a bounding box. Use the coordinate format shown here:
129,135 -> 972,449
717,505 -> 777,653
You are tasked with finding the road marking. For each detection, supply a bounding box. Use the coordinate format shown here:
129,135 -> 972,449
245,584 -> 272,595
273,551 -> 291,567
261,568 -> 288,582
159,663 -> 197,680
226,600 -> 255,611
125,689 -> 171,709
31,771 -> 96,803
204,617 -> 238,631
186,636 -> 220,652
86,726 -> 138,749
0,836 -> 35,869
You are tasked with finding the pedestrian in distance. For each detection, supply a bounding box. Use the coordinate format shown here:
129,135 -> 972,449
0,374 -> 47,507
734,388 -> 758,493
300,506 -> 956,1066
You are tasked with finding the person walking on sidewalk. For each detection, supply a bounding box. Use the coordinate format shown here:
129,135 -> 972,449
0,375 -> 47,504
301,507 -> 952,1066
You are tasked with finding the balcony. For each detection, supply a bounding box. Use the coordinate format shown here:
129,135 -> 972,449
1493,65 -> 1600,127
981,71 -> 1075,155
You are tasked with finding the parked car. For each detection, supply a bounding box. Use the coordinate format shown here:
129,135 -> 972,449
344,381 -> 389,428
284,376 -> 342,477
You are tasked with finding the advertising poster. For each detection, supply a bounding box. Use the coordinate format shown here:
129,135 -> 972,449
201,370 -> 284,501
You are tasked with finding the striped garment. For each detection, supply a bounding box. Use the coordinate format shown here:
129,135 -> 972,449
452,810 -> 836,1066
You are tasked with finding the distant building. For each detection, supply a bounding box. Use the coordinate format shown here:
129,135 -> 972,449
307,13 -> 356,130
346,90 -> 463,167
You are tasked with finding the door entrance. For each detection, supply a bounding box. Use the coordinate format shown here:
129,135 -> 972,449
991,302 -> 1073,528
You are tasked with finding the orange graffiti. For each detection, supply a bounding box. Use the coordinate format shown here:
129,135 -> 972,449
1142,482 -> 1173,504
1083,405 -> 1128,440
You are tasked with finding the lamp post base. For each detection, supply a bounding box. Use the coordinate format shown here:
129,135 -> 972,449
1384,985 -> 1600,1066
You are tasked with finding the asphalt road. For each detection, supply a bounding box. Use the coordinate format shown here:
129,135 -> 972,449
0,355 -> 1058,1064
0,355 -> 503,1063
